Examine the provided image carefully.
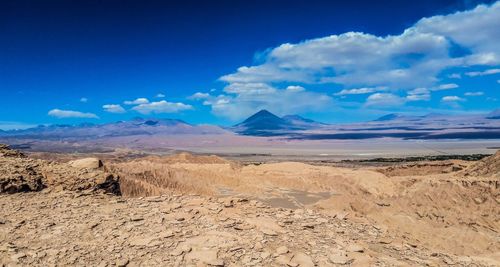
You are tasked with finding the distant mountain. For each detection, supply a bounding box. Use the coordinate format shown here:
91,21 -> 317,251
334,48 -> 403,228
0,117 -> 228,139
232,110 -> 326,136
282,114 -> 314,123
373,113 -> 403,121
282,114 -> 327,125
2,109 -> 499,141
421,113 -> 445,118
486,109 -> 500,119
374,113 -> 448,122
234,110 -> 289,131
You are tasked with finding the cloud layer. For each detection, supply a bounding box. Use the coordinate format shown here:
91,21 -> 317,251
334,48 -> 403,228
465,68 -> 500,77
124,98 -> 149,105
200,2 -> 500,117
442,95 -> 465,102
103,104 -> 126,113
132,100 -> 193,115
44,3 -> 500,123
48,109 -> 99,119
198,84 -> 332,120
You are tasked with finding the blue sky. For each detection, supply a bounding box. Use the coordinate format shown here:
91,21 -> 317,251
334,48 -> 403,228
1,0 -> 499,129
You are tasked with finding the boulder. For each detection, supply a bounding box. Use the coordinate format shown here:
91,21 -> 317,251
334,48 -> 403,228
68,158 -> 103,169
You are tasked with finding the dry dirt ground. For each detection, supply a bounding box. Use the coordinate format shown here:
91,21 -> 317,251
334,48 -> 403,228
1,144 -> 499,266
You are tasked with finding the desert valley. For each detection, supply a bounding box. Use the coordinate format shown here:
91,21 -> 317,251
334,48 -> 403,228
1,109 -> 499,157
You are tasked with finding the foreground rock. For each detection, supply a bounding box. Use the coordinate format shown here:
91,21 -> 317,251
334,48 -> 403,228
0,144 -> 26,158
0,144 -> 119,194
0,145 -> 45,193
41,159 -> 119,194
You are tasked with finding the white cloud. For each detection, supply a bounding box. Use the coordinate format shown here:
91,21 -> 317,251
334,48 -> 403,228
335,87 -> 386,96
433,83 -> 459,90
224,82 -> 276,95
465,68 -> 500,77
223,30 -> 452,89
103,104 -> 126,113
365,93 -> 406,107
415,3 -> 500,65
197,86 -> 333,120
219,2 -> 500,95
202,96 -> 230,107
80,97 -> 88,103
124,98 -> 149,105
409,87 -> 430,95
156,93 -> 166,98
220,64 -> 311,84
132,100 -> 193,114
189,92 -> 210,100
48,109 -> 99,119
464,91 -> 484,96
406,87 -> 431,101
285,85 -> 305,92
406,94 -> 430,101
441,96 -> 465,102
448,73 -> 461,79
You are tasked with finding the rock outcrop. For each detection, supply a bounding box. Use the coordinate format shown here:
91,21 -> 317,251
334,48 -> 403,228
0,144 -> 26,158
0,144 -> 120,194
0,145 -> 45,193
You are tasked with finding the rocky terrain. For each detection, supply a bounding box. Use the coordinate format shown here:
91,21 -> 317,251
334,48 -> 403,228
3,190 -> 492,267
0,144 -> 119,194
1,144 -> 499,266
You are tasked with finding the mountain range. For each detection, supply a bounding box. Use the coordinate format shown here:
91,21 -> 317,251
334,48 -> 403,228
0,117 -> 226,140
487,109 -> 500,119
0,109 -> 499,140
